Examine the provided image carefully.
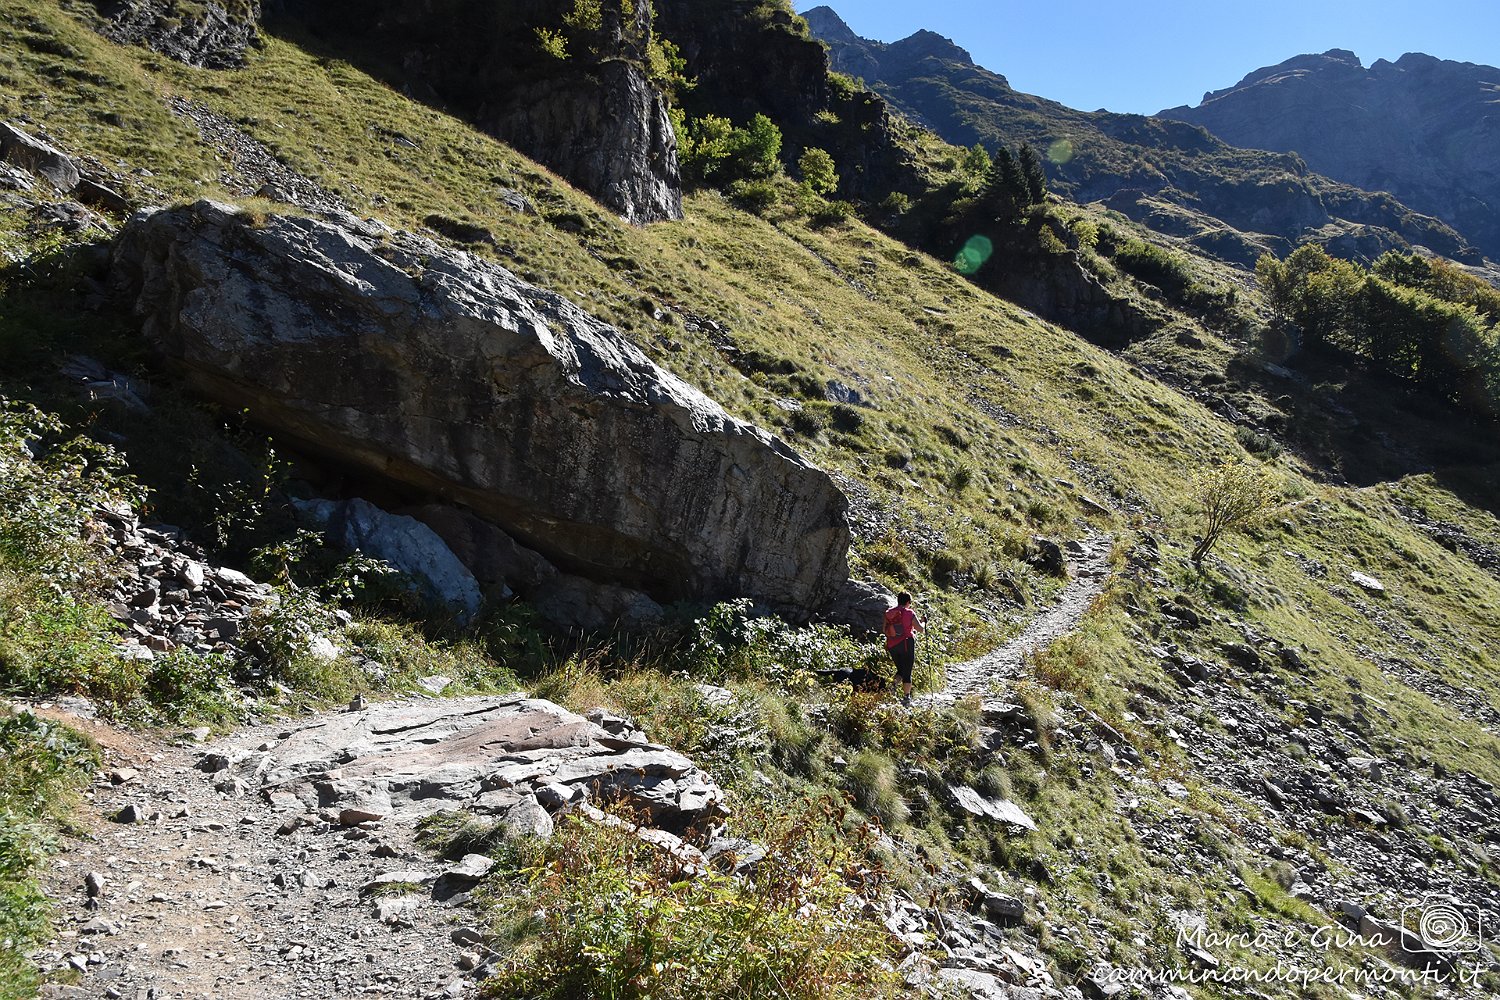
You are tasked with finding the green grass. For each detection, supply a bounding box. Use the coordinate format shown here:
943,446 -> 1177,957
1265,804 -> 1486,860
0,708 -> 96,1000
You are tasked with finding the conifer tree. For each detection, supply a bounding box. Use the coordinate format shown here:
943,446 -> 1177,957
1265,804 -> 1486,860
1018,142 -> 1047,205
984,147 -> 1028,221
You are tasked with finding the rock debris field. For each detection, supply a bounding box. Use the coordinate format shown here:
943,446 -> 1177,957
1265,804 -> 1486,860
36,696 -> 724,1000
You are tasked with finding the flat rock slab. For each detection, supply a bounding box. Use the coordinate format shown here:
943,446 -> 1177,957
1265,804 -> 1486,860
948,785 -> 1038,831
237,695 -> 724,832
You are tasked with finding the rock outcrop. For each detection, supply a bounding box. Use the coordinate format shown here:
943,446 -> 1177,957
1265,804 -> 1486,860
654,0 -> 921,202
271,0 -> 681,224
94,0 -> 262,69
0,122 -> 80,191
208,694 -> 726,832
479,0 -> 682,225
109,201 -> 851,617
1160,49 -> 1500,262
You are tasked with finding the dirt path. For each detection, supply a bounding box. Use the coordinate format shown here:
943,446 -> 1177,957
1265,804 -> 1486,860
36,711 -> 489,1000
926,533 -> 1114,705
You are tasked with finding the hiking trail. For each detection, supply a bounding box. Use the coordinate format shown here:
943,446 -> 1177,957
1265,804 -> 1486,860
927,533 -> 1114,705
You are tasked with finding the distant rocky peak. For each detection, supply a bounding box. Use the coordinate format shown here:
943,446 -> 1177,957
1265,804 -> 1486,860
1202,49 -> 1365,103
888,28 -> 972,67
801,5 -> 859,44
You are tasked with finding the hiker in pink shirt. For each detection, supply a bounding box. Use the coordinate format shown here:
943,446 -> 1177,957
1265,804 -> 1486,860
883,592 -> 923,706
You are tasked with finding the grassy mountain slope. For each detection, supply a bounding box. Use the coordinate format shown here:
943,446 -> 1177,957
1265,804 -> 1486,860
2,1 -> 1499,995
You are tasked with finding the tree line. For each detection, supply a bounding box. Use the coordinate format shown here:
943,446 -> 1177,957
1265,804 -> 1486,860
1257,246 -> 1500,419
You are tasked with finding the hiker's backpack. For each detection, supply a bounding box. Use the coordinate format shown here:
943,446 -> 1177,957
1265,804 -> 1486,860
884,606 -> 910,646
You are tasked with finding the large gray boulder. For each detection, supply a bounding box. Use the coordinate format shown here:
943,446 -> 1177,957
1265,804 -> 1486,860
110,201 -> 851,616
205,695 -> 726,832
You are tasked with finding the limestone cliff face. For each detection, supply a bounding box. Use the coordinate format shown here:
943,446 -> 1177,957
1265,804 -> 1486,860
271,0 -> 682,224
654,0 -> 920,201
1161,50 -> 1500,261
109,202 -> 851,614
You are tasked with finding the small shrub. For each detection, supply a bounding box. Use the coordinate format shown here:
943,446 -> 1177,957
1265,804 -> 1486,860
926,548 -> 963,585
789,407 -> 826,438
969,560 -> 999,591
728,178 -> 779,214
1187,460 -> 1283,568
809,199 -> 854,228
1036,224 -> 1068,255
1234,426 -> 1282,458
829,404 -> 864,434
483,805 -> 901,1000
684,599 -> 872,685
797,147 -> 838,196
142,650 -> 242,726
846,749 -> 908,825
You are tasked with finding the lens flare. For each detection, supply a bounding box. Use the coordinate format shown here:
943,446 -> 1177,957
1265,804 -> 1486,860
953,235 -> 994,275
1047,138 -> 1075,165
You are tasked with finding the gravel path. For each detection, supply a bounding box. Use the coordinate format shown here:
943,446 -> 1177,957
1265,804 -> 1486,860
37,710 -> 489,1000
926,533 -> 1114,705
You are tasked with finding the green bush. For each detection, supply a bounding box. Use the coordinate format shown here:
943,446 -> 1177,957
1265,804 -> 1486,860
728,178 -> 779,214
678,113 -> 784,188
809,199 -> 854,228
797,147 -> 838,196
829,404 -> 865,434
1110,238 -> 1194,295
0,399 -> 141,583
684,599 -> 876,685
483,804 -> 901,1000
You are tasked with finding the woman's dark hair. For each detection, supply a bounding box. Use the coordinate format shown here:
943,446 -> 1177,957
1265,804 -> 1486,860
897,592 -> 912,606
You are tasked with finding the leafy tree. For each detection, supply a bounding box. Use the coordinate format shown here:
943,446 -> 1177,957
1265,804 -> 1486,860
1254,253 -> 1293,322
960,143 -> 991,180
728,113 -> 783,180
1018,143 -> 1047,205
797,147 -> 839,196
1188,460 -> 1282,569
675,113 -> 786,187
1255,244 -> 1500,418
676,114 -> 736,183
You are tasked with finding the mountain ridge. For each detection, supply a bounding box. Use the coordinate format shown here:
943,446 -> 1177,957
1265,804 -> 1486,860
805,6 -> 1496,272
1161,47 -> 1500,260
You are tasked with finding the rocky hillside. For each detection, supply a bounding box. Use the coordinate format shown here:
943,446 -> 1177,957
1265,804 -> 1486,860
1160,49 -> 1500,262
2,1 -> 1499,999
804,6 -> 1490,270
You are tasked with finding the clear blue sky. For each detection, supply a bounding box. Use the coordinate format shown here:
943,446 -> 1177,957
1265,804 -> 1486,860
802,1 -> 1500,114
